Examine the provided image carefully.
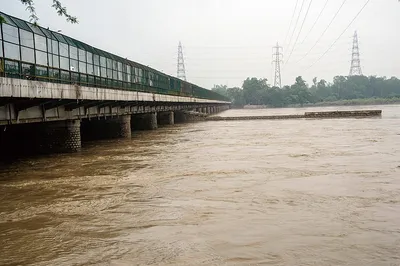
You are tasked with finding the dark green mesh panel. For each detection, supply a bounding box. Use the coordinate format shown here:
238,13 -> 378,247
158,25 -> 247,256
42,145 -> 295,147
27,23 -> 45,36
7,16 -> 32,32
0,13 -> 17,27
52,32 -> 68,44
38,26 -> 55,40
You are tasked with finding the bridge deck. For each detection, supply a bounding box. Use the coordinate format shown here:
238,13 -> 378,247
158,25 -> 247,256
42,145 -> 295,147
0,77 -> 229,125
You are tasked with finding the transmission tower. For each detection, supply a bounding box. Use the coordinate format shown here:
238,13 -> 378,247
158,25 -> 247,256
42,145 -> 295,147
349,31 -> 362,76
177,41 -> 187,81
272,43 -> 283,88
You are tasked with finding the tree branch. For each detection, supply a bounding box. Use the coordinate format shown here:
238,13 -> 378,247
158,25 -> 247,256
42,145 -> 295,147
51,0 -> 78,24
20,0 -> 39,25
0,0 -> 78,25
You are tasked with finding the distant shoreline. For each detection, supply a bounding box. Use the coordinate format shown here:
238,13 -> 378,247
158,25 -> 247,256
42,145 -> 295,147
232,98 -> 400,109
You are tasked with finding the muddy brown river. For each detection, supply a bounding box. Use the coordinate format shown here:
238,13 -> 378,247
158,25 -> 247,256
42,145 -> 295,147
1,105 -> 400,265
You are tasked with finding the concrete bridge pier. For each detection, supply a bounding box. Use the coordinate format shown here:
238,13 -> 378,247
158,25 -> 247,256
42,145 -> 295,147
132,112 -> 158,130
81,115 -> 131,141
174,111 -> 186,124
43,120 -> 82,153
157,111 -> 174,126
0,120 -> 81,159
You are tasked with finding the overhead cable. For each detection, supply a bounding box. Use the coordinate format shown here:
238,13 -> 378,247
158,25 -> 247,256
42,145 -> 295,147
285,0 -> 314,65
284,0 -> 300,45
301,0 -> 330,44
296,0 -> 347,64
308,0 -> 371,69
286,0 -> 307,51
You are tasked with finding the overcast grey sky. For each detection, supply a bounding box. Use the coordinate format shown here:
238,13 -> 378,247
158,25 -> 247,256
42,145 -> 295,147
2,0 -> 399,89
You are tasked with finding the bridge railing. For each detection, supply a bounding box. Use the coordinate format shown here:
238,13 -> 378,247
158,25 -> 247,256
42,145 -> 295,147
0,12 -> 230,103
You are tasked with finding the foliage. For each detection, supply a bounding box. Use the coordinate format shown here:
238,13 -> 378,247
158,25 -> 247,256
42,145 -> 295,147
0,0 -> 77,25
300,97 -> 400,107
211,84 -> 245,107
212,75 -> 400,108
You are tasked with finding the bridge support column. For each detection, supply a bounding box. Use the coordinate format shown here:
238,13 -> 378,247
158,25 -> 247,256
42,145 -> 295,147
174,111 -> 186,124
158,111 -> 174,126
81,115 -> 131,141
42,120 -> 82,153
132,112 -> 158,130
1,120 -> 81,159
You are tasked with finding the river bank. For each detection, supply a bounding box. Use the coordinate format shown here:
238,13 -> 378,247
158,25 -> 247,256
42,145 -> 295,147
234,97 -> 400,109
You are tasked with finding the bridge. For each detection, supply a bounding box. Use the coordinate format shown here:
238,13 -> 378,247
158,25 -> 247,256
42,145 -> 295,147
0,12 -> 230,156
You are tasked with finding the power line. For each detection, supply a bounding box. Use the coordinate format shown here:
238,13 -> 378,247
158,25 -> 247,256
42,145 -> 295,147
170,39 -> 351,51
286,0 -> 306,51
284,0 -> 300,45
296,0 -> 347,64
301,0 -> 330,44
308,0 -> 371,69
285,0 -> 313,65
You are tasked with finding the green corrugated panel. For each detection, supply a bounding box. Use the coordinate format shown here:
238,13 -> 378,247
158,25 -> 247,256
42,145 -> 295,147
27,23 -> 45,36
35,66 -> 48,77
59,34 -> 76,46
4,60 -> 20,73
0,59 -> 4,73
78,41 -> 95,54
92,47 -> 107,58
105,51 -> 117,61
38,26 -> 55,40
70,38 -> 85,50
0,12 -> 17,26
115,55 -> 129,65
52,32 -> 68,44
94,48 -> 114,61
8,16 -> 32,32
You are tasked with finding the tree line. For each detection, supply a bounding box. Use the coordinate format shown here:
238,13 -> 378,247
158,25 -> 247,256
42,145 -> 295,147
212,76 -> 400,108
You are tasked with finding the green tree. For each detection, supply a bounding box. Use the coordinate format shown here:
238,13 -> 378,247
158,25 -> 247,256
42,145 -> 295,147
211,85 -> 228,98
331,76 -> 347,99
242,78 -> 269,105
234,74 -> 400,108
0,1 -> 77,25
291,76 -> 314,106
315,79 -> 331,101
264,87 -> 286,107
227,87 -> 245,107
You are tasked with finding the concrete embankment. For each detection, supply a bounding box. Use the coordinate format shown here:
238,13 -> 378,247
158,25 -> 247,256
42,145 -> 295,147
304,110 -> 382,118
207,110 -> 382,121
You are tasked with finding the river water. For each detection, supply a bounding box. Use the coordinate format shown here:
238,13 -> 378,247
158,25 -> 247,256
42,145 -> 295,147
1,105 -> 400,266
